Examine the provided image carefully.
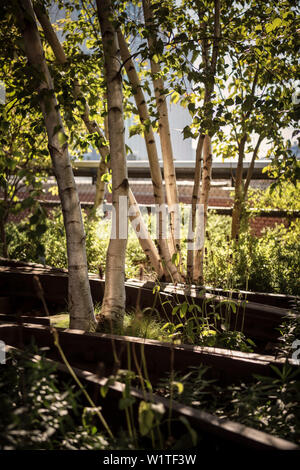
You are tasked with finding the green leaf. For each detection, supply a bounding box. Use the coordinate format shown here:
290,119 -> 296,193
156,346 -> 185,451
153,285 -> 160,294
171,381 -> 184,394
262,165 -> 270,174
171,91 -> 180,104
138,401 -> 154,436
57,131 -> 68,146
100,384 -> 109,398
225,98 -> 234,106
172,305 -> 180,315
180,302 -> 188,318
172,252 -> 180,266
129,124 -> 143,137
272,18 -> 282,29
179,416 -> 197,446
21,197 -> 35,209
119,396 -> 136,410
35,224 -> 47,236
29,214 -> 40,225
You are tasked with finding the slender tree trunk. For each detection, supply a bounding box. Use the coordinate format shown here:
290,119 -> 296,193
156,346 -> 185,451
231,134 -> 247,240
18,0 -> 96,330
96,0 -> 129,327
34,4 -> 108,211
244,136 -> 263,195
118,30 -> 181,282
193,135 -> 212,283
82,84 -> 161,277
231,65 -> 259,240
189,0 -> 220,282
73,80 -> 108,211
186,134 -> 204,280
128,190 -> 164,278
231,135 -> 263,239
36,10 -> 163,279
0,217 -> 8,258
142,0 -> 181,260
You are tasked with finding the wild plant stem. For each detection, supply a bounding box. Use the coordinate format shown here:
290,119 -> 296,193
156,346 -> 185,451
52,328 -> 114,439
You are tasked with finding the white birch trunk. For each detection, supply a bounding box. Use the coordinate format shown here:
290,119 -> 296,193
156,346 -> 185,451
193,135 -> 212,283
96,0 -> 128,326
142,0 -> 181,260
18,0 -> 96,330
118,30 -> 181,282
34,4 -> 108,210
36,8 -> 163,279
128,190 -> 164,278
186,134 -> 205,280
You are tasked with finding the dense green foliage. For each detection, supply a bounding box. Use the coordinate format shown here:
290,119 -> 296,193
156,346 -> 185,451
6,208 -> 300,295
247,181 -> 300,212
0,349 -> 109,450
0,347 -> 198,450
6,207 -> 151,279
157,363 -> 300,444
204,214 -> 300,296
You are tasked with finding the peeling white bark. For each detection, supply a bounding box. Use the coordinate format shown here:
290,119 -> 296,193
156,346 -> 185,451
18,0 -> 96,330
142,0 -> 181,263
96,0 -> 129,326
118,30 -> 181,282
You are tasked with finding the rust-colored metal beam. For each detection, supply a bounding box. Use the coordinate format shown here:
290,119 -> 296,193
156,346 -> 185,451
4,344 -> 298,451
0,260 -> 298,349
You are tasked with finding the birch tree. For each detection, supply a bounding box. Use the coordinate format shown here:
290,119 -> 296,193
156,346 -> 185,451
16,0 -> 96,330
33,2 -> 108,211
118,30 -> 181,282
188,0 -> 220,284
142,0 -> 181,262
214,2 -> 298,240
35,3 -> 164,279
96,0 -> 129,327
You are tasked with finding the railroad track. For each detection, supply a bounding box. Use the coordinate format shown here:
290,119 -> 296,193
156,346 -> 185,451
0,259 -> 298,350
2,327 -> 299,451
1,322 -> 297,385
1,259 -> 299,450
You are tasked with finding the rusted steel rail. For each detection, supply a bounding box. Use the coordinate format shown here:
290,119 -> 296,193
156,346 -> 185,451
1,257 -> 298,308
0,323 -> 297,386
0,259 -> 298,349
153,281 -> 299,310
4,341 -> 299,451
0,313 -> 50,325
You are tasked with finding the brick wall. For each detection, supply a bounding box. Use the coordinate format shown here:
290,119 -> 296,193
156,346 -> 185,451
249,217 -> 288,237
2,182 -> 297,238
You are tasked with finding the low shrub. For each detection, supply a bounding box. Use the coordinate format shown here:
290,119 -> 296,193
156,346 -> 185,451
5,207 -> 300,295
0,348 -> 109,450
204,214 -> 300,295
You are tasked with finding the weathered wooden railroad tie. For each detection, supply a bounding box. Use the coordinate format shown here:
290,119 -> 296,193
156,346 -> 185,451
2,329 -> 299,451
0,259 -> 298,350
1,322 -> 297,385
1,263 -> 299,450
